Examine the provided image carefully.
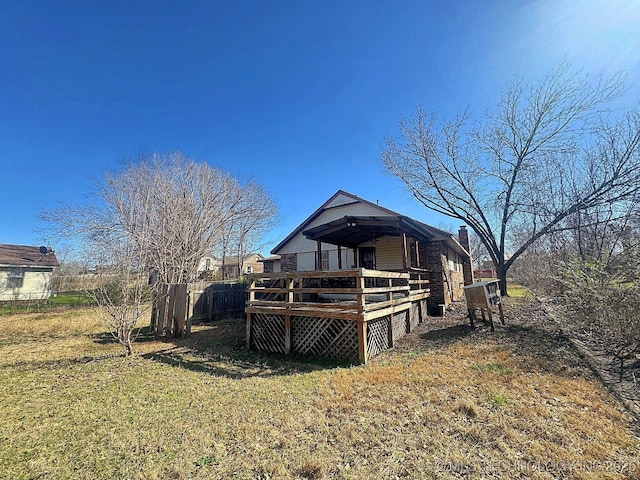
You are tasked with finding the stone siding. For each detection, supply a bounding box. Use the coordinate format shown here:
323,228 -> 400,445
426,241 -> 447,314
280,253 -> 298,272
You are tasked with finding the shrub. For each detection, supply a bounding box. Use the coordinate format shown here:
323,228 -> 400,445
559,257 -> 640,380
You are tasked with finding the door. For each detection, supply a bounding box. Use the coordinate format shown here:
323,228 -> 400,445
359,247 -> 376,270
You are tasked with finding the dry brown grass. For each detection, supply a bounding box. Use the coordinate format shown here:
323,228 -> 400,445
0,294 -> 638,479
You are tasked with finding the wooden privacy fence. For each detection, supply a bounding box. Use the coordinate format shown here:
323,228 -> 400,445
189,281 -> 247,320
151,283 -> 190,337
245,268 -> 431,364
151,281 -> 247,336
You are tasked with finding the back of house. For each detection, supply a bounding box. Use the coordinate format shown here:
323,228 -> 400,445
267,190 -> 473,309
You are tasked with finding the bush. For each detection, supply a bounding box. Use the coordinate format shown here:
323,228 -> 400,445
559,257 -> 640,380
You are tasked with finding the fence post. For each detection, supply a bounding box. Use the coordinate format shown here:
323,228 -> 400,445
358,320 -> 368,364
185,285 -> 194,335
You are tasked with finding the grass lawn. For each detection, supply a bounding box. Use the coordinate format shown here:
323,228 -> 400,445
0,294 -> 638,479
0,291 -> 94,315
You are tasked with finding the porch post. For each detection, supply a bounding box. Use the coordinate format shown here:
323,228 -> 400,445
284,315 -> 291,354
356,273 -> 368,363
401,232 -> 408,272
246,313 -> 252,349
284,276 -> 294,354
316,240 -> 322,270
358,321 -> 368,364
337,245 -> 342,269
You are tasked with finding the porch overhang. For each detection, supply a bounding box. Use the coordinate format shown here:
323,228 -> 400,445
302,215 -> 469,256
302,216 -> 402,247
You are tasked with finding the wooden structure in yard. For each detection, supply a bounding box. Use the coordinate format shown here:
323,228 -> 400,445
245,268 -> 430,364
463,280 -> 505,331
151,283 -> 191,337
188,281 -> 247,320
151,281 -> 247,336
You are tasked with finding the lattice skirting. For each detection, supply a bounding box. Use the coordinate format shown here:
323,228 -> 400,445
292,316 -> 359,363
367,316 -> 390,359
409,299 -> 426,330
249,299 -> 428,363
250,313 -> 286,353
392,311 -> 409,343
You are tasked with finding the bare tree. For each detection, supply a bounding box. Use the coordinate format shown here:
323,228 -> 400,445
382,63 -> 640,295
216,180 -> 278,279
222,180 -> 278,278
85,235 -> 152,356
100,153 -> 248,284
42,152 -> 278,345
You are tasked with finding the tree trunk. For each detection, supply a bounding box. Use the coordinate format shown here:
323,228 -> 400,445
124,339 -> 133,357
497,268 -> 508,297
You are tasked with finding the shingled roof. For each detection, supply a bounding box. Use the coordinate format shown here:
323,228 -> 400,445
0,244 -> 59,268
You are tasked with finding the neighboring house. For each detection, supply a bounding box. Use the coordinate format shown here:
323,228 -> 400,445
0,244 -> 59,302
220,253 -> 265,279
198,253 -> 265,280
269,190 -> 473,312
197,255 -> 219,279
259,255 -> 281,273
474,261 -> 497,279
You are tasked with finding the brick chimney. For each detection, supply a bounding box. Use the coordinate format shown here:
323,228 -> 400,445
458,226 -> 474,286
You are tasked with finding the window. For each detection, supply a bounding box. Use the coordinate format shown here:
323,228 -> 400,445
321,251 -> 329,270
447,250 -> 461,272
7,268 -> 25,289
246,266 -> 253,274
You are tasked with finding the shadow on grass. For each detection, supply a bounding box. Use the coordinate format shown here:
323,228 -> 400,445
140,346 -> 346,379
132,318 -> 351,379
3,354 -> 129,371
495,323 -> 592,376
392,300 -> 595,381
90,326 -> 158,345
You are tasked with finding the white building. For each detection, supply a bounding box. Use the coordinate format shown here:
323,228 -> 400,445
0,244 -> 59,302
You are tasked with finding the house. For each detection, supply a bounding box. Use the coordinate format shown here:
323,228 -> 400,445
258,255 -> 281,273
0,244 -> 59,302
219,253 -> 265,279
197,253 -> 265,280
196,255 -> 218,280
268,190 -> 473,312
245,190 -> 475,364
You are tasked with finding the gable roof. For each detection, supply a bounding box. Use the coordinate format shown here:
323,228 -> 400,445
271,190 -> 469,256
0,244 -> 60,268
271,190 -> 395,254
220,253 -> 265,264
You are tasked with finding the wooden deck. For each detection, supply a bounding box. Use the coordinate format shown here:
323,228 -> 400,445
245,268 -> 430,364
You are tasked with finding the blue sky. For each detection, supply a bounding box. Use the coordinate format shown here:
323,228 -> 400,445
2,0 -> 639,257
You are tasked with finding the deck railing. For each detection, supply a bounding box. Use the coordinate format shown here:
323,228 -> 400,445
245,268 -> 430,363
247,268 -> 429,319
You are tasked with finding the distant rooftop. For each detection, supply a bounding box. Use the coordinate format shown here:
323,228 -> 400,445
0,244 -> 60,268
